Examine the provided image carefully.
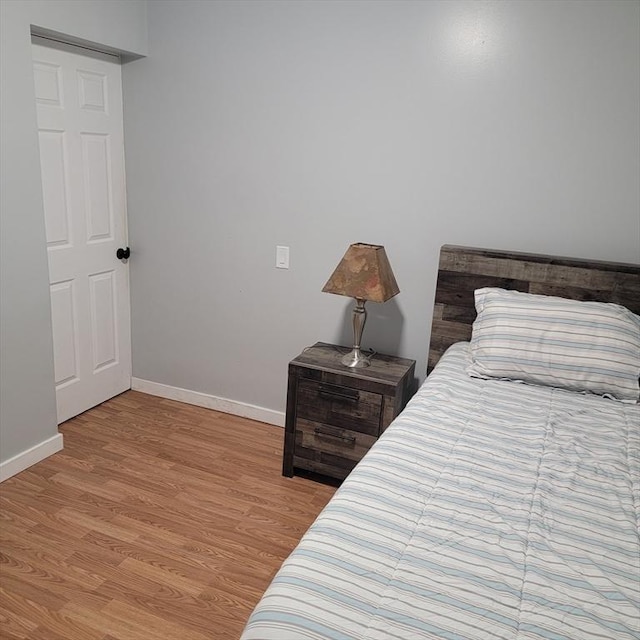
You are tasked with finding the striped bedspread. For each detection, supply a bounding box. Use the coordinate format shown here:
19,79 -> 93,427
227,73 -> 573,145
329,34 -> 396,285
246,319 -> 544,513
241,343 -> 640,640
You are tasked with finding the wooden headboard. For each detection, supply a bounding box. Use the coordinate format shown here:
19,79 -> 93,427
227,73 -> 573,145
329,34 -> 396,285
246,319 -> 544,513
427,245 -> 640,373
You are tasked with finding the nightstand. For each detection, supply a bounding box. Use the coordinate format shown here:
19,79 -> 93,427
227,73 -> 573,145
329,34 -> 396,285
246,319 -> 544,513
283,342 -> 416,482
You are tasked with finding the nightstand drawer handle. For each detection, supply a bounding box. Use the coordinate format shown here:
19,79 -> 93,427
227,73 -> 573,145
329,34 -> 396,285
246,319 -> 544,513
314,427 -> 356,445
318,386 -> 359,403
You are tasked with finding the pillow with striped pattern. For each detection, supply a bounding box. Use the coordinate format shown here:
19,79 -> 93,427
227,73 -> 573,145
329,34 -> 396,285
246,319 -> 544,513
467,288 -> 640,402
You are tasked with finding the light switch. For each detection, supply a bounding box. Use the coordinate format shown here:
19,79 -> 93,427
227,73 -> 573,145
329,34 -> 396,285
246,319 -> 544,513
276,245 -> 290,269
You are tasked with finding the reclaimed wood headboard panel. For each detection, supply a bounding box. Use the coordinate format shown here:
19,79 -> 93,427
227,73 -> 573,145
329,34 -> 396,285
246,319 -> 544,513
427,245 -> 640,373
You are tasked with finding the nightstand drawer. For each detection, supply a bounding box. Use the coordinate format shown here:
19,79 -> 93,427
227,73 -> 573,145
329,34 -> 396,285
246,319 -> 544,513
296,379 -> 383,436
293,419 -> 377,480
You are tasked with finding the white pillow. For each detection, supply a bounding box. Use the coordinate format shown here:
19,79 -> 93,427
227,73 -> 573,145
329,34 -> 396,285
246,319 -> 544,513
467,288 -> 640,402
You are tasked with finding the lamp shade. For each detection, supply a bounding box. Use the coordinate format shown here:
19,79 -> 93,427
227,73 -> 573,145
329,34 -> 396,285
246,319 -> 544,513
322,243 -> 399,303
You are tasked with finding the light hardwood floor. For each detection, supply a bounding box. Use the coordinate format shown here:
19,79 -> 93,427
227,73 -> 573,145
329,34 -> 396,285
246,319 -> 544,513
0,391 -> 337,639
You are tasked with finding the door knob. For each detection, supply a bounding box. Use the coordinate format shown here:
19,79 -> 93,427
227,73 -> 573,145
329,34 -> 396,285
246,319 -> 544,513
116,247 -> 130,260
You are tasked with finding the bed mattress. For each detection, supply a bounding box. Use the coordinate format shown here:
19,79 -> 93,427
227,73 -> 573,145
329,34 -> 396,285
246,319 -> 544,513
241,343 -> 640,640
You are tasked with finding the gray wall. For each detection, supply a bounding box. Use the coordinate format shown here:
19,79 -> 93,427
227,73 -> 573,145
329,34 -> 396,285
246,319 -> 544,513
124,0 -> 639,416
0,0 -> 147,465
1,0 -> 638,468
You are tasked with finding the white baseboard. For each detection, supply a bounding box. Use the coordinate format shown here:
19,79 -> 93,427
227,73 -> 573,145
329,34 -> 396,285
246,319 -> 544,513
131,378 -> 285,427
0,433 -> 64,482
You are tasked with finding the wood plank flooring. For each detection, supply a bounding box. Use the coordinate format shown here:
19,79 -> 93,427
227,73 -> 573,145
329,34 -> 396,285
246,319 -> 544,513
0,391 -> 337,639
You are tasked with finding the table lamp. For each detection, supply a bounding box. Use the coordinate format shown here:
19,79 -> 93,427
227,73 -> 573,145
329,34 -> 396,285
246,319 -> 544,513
322,243 -> 399,368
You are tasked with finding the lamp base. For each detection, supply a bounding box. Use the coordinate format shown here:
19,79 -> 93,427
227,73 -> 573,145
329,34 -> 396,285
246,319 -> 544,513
341,347 -> 371,368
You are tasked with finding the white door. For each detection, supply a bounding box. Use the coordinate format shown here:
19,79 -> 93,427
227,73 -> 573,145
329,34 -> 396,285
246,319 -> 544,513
32,38 -> 132,424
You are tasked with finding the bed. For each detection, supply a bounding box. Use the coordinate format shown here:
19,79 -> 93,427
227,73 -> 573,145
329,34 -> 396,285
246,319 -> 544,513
241,245 -> 640,640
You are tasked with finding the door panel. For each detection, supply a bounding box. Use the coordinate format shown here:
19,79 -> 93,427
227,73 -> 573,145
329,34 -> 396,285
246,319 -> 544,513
38,130 -> 71,245
89,270 -> 118,371
33,38 -> 131,424
82,133 -> 114,241
50,280 -> 79,386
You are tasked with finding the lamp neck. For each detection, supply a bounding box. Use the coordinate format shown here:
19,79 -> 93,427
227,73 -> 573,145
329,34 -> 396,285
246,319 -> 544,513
340,297 -> 371,368
352,298 -> 367,349
354,297 -> 367,311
